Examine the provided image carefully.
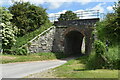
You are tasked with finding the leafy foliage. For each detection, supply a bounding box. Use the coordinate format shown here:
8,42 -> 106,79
0,7 -> 17,49
90,1 -> 120,69
86,40 -> 107,69
86,45 -> 119,69
0,7 -> 12,22
96,1 -> 120,45
9,2 -> 49,36
94,40 -> 106,55
114,0 -> 120,27
1,22 -> 16,49
96,13 -> 119,44
104,46 -> 119,69
58,11 -> 79,21
86,41 -> 119,69
4,48 -> 28,55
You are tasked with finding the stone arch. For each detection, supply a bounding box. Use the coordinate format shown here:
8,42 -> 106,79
63,27 -> 85,37
64,28 -> 84,55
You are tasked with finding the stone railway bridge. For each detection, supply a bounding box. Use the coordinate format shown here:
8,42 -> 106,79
24,18 -> 99,55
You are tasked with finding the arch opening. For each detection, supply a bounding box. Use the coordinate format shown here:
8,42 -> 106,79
64,31 -> 84,55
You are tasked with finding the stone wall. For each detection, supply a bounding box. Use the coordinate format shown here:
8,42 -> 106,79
26,26 -> 56,53
52,27 -> 66,53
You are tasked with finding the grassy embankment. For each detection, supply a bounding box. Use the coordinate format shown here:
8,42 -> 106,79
13,23 -> 52,48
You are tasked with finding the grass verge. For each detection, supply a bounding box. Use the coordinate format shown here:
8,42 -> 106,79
26,56 -> 118,78
0,52 -> 68,64
53,56 -> 118,78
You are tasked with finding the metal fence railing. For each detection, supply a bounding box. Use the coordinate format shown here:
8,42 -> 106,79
49,10 -> 105,22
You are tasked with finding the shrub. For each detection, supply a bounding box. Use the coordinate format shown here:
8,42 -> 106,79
1,22 -> 17,49
104,46 -> 119,69
3,47 -> 28,55
94,40 -> 106,55
86,40 -> 107,69
86,42 -> 119,69
86,52 -> 108,69
0,7 -> 18,50
15,48 -> 28,55
96,1 -> 120,45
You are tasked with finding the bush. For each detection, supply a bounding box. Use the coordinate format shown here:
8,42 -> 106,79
1,22 -> 17,49
16,48 -> 28,55
86,43 -> 119,69
86,52 -> 107,69
96,1 -> 120,45
104,46 -> 119,69
0,7 -> 18,49
3,47 -> 28,55
94,40 -> 106,55
86,40 -> 107,69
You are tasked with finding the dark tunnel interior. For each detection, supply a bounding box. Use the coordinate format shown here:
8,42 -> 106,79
64,31 -> 84,55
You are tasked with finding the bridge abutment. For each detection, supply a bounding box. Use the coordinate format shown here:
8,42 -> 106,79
25,18 -> 99,56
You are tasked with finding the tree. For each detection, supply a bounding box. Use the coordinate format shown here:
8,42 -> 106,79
9,1 -> 49,36
114,0 -> 120,27
58,11 -> 79,21
96,1 -> 120,45
0,7 -> 17,49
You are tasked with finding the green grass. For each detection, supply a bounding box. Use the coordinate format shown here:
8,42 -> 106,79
0,52 -> 68,64
51,56 -> 118,78
13,23 -> 52,48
